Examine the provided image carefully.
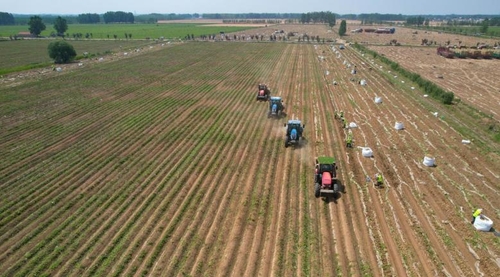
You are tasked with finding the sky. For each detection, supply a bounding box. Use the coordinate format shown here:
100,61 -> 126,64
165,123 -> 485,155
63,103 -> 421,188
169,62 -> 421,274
4,0 -> 500,15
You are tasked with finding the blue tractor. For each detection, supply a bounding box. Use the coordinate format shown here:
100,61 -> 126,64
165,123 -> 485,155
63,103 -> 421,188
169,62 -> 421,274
268,96 -> 285,118
284,119 -> 305,148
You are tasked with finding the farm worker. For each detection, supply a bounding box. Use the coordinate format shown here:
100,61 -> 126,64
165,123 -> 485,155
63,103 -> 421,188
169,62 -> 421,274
340,111 -> 344,118
376,173 -> 383,187
342,118 -> 347,129
471,208 -> 482,224
346,136 -> 353,148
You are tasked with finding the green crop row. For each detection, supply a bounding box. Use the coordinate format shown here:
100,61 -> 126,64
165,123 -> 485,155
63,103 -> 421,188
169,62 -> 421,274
3,86 -> 193,274
0,41 -> 358,276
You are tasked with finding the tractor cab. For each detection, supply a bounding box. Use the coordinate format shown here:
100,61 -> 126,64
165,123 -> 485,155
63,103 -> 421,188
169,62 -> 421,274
286,119 -> 303,133
284,119 -> 304,147
269,96 -> 282,105
268,96 -> 284,117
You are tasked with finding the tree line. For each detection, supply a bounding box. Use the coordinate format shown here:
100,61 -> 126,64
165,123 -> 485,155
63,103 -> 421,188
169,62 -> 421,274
406,16 -> 428,26
77,13 -> 100,24
202,13 -> 302,19
341,13 -> 405,21
445,17 -> 500,26
103,11 -> 134,23
299,11 -> 336,27
0,12 -> 15,25
406,16 -> 500,27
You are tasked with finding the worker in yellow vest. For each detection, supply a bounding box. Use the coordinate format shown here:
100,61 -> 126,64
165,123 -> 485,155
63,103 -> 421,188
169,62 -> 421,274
346,135 -> 353,148
471,208 -> 482,224
375,173 -> 383,187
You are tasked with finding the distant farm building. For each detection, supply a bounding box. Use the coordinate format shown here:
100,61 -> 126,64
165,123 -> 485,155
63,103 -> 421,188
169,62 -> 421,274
16,32 -> 33,38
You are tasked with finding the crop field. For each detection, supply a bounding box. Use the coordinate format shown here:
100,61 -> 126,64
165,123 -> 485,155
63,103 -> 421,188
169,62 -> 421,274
344,23 -> 500,47
0,39 -> 154,72
1,37 -> 499,277
366,45 -> 500,122
422,26 -> 500,37
0,23 -> 256,40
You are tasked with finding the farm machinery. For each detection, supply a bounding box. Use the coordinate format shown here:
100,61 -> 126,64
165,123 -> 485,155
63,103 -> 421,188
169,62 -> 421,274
284,119 -> 304,148
437,47 -> 455,59
268,96 -> 285,118
257,84 -> 271,101
314,156 -> 341,198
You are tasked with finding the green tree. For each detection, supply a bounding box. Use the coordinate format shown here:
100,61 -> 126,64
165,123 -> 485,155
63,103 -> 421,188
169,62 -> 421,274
339,20 -> 347,36
0,12 -> 15,25
327,12 -> 336,27
28,16 -> 46,36
480,18 -> 489,34
48,41 -> 76,63
54,16 -> 68,36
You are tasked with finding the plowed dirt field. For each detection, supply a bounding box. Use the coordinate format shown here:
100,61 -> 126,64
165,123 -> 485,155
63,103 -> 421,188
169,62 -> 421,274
1,34 -> 499,276
366,45 -> 500,121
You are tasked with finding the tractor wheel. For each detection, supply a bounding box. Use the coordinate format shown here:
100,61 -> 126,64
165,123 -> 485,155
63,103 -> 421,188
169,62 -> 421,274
333,182 -> 341,193
285,136 -> 289,148
314,183 -> 321,198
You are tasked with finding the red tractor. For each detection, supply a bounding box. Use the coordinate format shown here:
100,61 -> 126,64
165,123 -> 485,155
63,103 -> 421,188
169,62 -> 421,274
314,156 -> 341,198
257,84 -> 271,101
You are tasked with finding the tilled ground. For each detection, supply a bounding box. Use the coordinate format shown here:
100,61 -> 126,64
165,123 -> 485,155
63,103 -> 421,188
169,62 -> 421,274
344,23 -> 500,47
366,45 -> 500,121
0,30 -> 499,277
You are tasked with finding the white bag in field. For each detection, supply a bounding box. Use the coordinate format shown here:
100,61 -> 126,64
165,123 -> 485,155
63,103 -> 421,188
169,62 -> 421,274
473,215 -> 493,232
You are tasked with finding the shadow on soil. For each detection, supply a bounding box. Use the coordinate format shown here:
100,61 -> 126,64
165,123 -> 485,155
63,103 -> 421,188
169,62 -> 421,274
487,227 -> 500,237
291,138 -> 307,150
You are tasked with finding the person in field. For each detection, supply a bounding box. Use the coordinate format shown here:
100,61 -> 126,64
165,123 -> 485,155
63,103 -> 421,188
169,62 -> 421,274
471,208 -> 482,224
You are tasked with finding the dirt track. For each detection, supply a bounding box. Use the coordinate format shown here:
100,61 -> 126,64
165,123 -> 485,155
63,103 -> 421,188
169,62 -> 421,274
0,31 -> 499,276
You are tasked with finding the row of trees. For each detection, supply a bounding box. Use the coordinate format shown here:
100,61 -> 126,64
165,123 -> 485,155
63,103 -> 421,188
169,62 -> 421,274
407,16 -> 500,35
441,17 -> 500,26
26,15 -> 67,36
299,11 -> 336,27
406,16 -> 429,26
0,12 -> 14,25
3,12 -> 500,26
77,13 -> 100,24
103,11 -> 134,23
341,13 -> 405,22
202,13 -> 302,19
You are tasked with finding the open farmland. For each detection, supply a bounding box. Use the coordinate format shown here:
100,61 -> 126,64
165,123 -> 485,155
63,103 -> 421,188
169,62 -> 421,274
344,24 -> 500,47
0,38 -> 499,277
0,39 -> 154,72
366,45 -> 500,121
0,23 -> 256,40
